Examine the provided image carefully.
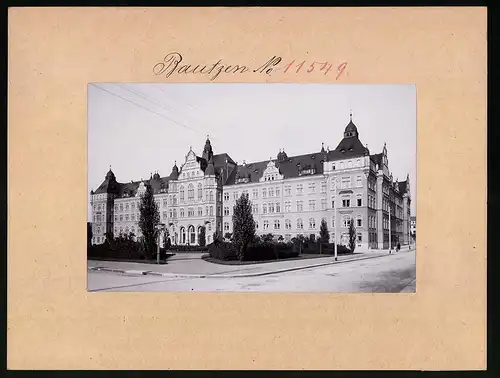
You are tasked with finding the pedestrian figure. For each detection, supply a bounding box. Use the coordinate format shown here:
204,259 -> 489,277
397,242 -> 401,252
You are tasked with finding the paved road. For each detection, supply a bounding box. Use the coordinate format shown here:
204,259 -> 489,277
88,249 -> 415,293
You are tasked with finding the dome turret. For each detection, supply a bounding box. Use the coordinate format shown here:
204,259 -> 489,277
170,161 -> 179,180
344,111 -> 359,138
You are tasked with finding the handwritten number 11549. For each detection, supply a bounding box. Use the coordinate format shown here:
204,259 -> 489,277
283,60 -> 347,80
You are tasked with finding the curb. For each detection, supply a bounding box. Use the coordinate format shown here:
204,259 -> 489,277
88,251 -> 398,279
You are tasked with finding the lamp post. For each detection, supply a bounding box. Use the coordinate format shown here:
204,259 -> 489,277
156,223 -> 166,264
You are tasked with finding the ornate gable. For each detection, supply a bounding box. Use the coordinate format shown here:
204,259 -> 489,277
259,160 -> 283,182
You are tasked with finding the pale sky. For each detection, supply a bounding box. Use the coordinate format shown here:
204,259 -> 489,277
88,83 -> 416,219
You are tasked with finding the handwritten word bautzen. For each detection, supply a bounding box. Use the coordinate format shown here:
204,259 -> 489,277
153,52 -> 347,81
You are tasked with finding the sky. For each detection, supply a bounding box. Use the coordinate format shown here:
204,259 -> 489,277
88,83 -> 416,219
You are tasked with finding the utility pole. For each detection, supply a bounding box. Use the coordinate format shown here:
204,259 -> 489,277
333,184 -> 338,261
389,203 -> 392,254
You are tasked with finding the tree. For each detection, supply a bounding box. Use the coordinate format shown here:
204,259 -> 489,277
232,193 -> 256,261
198,226 -> 206,247
104,231 -> 114,244
213,230 -> 223,245
319,219 -> 330,243
348,218 -> 357,253
138,183 -> 160,259
224,232 -> 232,241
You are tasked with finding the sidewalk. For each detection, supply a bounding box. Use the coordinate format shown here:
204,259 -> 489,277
88,250 -> 396,279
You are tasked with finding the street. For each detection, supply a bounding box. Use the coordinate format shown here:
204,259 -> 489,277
87,249 -> 416,293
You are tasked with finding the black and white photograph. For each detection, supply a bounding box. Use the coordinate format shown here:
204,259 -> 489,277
87,83 -> 416,292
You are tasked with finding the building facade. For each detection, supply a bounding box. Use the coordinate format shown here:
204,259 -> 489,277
90,116 -> 412,251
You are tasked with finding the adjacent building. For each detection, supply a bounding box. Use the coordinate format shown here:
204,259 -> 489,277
90,115 -> 412,250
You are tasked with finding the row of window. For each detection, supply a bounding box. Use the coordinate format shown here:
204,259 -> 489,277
223,215 -> 364,232
225,176 -> 364,201
222,198 -> 364,217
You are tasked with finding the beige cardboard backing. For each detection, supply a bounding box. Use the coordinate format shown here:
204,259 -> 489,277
7,7 -> 487,370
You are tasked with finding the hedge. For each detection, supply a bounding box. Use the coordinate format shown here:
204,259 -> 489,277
167,245 -> 208,252
208,241 -> 299,262
87,239 -> 171,261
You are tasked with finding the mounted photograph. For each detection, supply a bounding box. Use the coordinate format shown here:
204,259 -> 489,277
87,83 -> 416,292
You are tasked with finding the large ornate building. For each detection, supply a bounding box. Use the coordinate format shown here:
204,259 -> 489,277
90,115 -> 412,251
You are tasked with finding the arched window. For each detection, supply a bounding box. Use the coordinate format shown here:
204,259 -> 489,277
348,160 -> 353,168
180,227 -> 186,244
297,218 -> 303,229
188,225 -> 195,244
188,184 -> 194,200
179,185 -> 185,201
343,215 -> 351,228
276,202 -> 281,213
180,208 -> 185,217
309,218 -> 316,229
210,206 -> 214,216
197,183 -> 203,199
274,220 -> 280,229
285,219 -> 291,229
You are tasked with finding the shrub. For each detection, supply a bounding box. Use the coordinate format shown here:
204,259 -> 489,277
208,241 -> 238,261
168,245 -> 208,252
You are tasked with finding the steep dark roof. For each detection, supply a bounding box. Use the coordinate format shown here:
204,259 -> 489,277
114,176 -> 170,198
328,136 -> 369,160
398,180 -> 408,194
370,153 -> 383,166
225,150 -> 329,185
94,171 -> 120,195
195,153 -> 236,174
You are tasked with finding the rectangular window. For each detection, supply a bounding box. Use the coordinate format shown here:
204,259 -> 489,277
224,192 -> 229,201
341,177 -> 351,189
356,176 -> 362,187
253,189 -> 258,199
342,199 -> 350,208
233,192 -> 239,200
276,202 -> 281,213
263,204 -> 267,214
357,233 -> 362,242
357,218 -> 362,227
321,181 -> 327,193
321,198 -> 327,210
357,198 -> 362,207
262,188 -> 267,198
285,185 -> 291,196
309,182 -> 316,193
269,203 -> 275,213
297,184 -> 303,195
296,201 -> 303,212
276,187 -> 280,197
309,200 -> 316,211
269,188 -> 274,197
